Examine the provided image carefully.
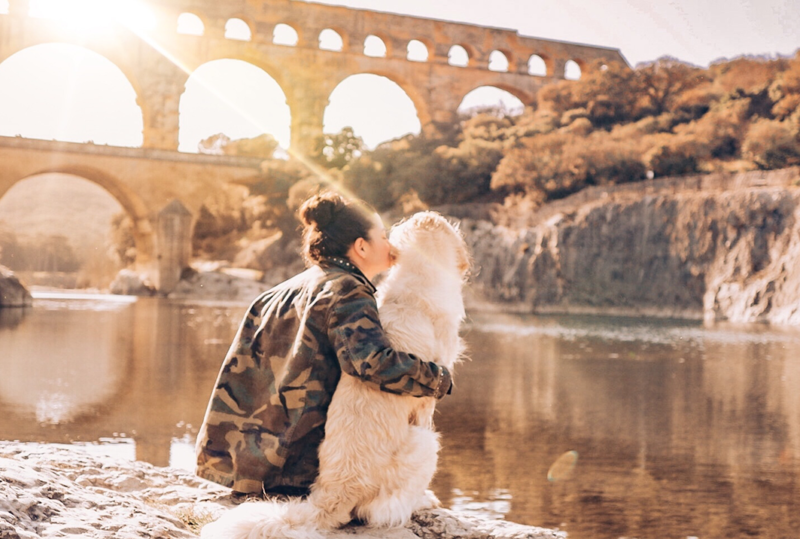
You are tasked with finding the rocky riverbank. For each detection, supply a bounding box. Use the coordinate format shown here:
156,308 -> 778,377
0,442 -> 564,539
105,168 -> 800,326
461,167 -> 800,324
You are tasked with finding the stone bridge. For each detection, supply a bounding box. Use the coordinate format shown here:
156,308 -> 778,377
0,136 -> 263,291
0,0 -> 627,291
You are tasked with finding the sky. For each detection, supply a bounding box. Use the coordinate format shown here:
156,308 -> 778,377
0,0 -> 797,151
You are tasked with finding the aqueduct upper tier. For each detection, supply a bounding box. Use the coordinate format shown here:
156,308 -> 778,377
1,0 -> 627,154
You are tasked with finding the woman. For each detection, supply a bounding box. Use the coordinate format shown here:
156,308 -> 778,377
195,191 -> 452,497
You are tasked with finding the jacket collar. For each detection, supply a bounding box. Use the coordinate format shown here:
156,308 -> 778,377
320,256 -> 376,293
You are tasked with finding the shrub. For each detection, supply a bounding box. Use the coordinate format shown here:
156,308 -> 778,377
742,118 -> 800,169
643,135 -> 701,177
491,129 -> 646,202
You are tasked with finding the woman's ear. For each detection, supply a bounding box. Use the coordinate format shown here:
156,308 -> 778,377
352,237 -> 367,258
355,238 -> 367,256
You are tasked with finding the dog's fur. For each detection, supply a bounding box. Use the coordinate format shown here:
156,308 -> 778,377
201,211 -> 470,539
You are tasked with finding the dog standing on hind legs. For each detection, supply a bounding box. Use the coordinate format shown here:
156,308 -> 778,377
201,211 -> 470,539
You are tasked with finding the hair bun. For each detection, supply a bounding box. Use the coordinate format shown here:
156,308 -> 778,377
299,192 -> 345,230
297,190 -> 376,265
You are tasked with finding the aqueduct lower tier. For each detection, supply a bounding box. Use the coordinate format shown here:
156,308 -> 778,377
0,0 -> 627,154
0,137 -> 264,292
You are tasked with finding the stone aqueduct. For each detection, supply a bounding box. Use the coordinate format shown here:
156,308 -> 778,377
0,0 -> 628,291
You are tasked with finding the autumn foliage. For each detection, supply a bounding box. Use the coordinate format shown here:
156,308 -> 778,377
338,53 -> 800,210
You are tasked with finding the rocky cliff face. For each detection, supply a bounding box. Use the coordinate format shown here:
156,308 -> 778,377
0,265 -> 32,308
462,168 -> 800,325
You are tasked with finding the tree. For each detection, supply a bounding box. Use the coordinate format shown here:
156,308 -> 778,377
742,118 -> 800,169
198,133 -> 279,158
711,56 -> 789,96
573,60 -> 641,126
225,134 -> 280,158
198,133 -> 231,155
643,137 -> 700,177
769,54 -> 800,120
636,57 -> 706,116
312,127 -> 364,169
491,129 -> 646,203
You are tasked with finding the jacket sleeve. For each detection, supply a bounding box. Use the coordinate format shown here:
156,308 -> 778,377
327,280 -> 452,399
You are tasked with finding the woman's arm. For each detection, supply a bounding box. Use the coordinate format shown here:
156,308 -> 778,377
327,281 -> 452,399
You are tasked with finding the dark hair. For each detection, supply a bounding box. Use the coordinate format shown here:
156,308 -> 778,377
298,191 -> 376,265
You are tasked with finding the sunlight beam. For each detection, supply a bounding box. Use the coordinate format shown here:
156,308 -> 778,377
29,0 -> 156,33
127,24 -> 358,201
23,0 -> 367,205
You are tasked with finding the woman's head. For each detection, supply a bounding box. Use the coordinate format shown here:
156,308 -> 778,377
299,191 -> 394,278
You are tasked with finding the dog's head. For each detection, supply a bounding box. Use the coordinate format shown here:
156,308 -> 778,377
389,211 -> 471,280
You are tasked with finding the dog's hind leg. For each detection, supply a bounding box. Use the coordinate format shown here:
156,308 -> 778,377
356,426 -> 440,527
304,484 -> 362,530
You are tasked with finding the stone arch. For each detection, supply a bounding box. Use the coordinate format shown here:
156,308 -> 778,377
447,44 -> 473,67
364,34 -> 388,58
273,23 -> 300,46
488,50 -> 512,72
0,166 -> 154,267
458,83 -> 532,115
528,54 -> 547,76
323,71 -> 429,146
224,17 -> 252,41
186,50 -> 291,93
0,41 -> 144,107
407,39 -> 429,62
0,43 -> 145,146
319,28 -> 344,51
565,59 -> 583,80
359,70 -> 430,128
177,12 -> 205,36
178,58 -> 293,152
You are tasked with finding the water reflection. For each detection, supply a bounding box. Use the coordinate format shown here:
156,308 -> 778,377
0,295 -> 241,467
1,301 -> 799,538
0,306 -> 25,330
431,312 -> 800,538
0,300 -> 131,424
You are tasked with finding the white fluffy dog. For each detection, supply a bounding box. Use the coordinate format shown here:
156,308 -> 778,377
201,211 -> 470,539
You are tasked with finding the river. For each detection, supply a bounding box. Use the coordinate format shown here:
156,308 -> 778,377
1,294 -> 799,538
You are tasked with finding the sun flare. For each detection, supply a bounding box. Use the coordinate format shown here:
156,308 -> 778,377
28,0 -> 156,33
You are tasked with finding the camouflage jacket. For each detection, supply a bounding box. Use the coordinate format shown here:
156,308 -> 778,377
195,257 -> 452,494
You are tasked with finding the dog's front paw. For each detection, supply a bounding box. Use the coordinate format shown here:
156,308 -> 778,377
415,489 -> 441,512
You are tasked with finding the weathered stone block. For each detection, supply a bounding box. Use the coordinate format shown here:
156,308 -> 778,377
0,264 -> 32,308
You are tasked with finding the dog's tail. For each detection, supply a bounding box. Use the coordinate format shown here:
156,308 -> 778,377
199,496 -> 351,539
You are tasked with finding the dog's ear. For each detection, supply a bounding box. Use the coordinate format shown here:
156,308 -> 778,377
412,211 -> 452,232
415,212 -> 440,231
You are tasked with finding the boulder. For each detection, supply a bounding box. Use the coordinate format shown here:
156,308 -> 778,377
0,442 -> 564,539
232,233 -> 304,282
109,269 -> 156,296
0,265 -> 32,308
